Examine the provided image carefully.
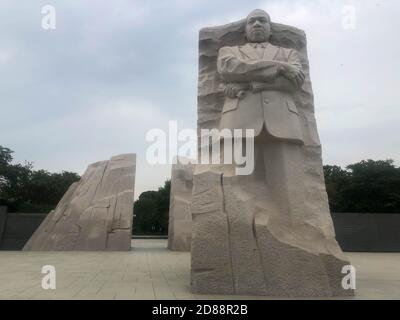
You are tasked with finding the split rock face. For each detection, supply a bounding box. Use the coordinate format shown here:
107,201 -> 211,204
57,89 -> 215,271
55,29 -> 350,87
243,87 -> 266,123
24,154 -> 136,251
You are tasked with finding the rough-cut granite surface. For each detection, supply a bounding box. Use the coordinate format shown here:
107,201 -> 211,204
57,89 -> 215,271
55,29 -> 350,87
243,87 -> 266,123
24,154 -> 136,251
168,160 -> 194,252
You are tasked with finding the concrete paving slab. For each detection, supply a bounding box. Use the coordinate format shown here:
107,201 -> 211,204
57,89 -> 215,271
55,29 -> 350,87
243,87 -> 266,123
0,240 -> 398,300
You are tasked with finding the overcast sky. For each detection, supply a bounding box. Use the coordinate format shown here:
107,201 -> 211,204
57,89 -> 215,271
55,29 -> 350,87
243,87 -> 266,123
0,0 -> 399,198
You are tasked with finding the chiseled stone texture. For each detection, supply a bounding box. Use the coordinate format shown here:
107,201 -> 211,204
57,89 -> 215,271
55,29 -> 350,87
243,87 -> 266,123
191,14 -> 354,297
23,154 -> 136,251
168,160 -> 194,252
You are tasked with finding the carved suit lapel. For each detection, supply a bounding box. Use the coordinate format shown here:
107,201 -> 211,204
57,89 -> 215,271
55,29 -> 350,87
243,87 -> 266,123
239,43 -> 259,60
262,43 -> 280,61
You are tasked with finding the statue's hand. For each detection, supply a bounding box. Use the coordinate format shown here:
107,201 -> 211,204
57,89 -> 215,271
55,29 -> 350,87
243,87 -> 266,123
223,83 -> 249,99
280,64 -> 305,87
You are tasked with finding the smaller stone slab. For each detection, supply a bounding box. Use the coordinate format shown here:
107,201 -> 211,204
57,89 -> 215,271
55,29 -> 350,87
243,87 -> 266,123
168,160 -> 194,251
23,154 -> 136,251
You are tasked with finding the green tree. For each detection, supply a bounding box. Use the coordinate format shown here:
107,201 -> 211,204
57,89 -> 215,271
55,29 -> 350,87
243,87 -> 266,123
342,160 -> 400,213
324,159 -> 400,213
132,180 -> 171,235
18,170 -> 80,213
0,146 -> 33,211
0,146 -> 80,213
0,146 -> 13,166
323,165 -> 350,212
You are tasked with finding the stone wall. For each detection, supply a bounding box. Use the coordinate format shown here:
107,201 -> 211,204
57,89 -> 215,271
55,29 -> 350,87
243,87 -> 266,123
0,208 -> 47,250
332,213 -> 400,252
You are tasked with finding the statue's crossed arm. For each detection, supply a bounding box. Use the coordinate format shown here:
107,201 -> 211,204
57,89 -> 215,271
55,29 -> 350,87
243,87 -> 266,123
217,46 -> 305,97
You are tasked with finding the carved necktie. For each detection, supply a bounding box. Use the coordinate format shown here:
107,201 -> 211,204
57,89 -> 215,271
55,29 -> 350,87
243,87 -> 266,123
255,43 -> 264,58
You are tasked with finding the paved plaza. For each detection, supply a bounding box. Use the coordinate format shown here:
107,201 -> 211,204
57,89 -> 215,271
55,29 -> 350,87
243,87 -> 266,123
0,240 -> 399,300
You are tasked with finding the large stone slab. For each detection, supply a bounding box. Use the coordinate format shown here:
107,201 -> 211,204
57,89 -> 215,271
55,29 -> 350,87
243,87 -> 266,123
23,154 -> 136,251
191,10 -> 354,297
168,159 -> 194,251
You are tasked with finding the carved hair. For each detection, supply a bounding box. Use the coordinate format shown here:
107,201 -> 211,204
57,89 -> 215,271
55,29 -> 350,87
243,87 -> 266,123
246,9 -> 271,23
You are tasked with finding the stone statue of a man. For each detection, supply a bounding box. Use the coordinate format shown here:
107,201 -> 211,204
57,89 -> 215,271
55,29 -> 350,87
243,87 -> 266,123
191,8 -> 354,297
217,9 -> 308,222
218,9 -> 305,141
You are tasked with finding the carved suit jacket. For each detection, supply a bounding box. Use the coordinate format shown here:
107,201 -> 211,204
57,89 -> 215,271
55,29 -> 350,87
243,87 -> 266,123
217,42 -> 304,143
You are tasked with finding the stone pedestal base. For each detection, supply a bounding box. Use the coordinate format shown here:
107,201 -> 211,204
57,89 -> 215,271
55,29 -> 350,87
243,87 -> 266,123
191,169 -> 354,297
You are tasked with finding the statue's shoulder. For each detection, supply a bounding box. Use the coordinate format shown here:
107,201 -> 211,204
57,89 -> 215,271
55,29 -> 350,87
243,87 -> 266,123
218,45 -> 241,56
219,45 -> 241,51
271,44 -> 298,61
269,43 -> 293,54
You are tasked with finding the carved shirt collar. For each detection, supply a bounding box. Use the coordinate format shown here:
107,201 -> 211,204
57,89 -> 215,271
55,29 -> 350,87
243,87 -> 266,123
248,42 -> 269,48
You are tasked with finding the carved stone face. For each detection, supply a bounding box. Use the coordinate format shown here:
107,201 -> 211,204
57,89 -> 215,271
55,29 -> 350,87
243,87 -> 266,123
245,10 -> 271,43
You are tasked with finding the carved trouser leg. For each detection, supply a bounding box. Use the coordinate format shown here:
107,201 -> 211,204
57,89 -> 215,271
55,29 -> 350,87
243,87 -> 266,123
261,139 -> 306,222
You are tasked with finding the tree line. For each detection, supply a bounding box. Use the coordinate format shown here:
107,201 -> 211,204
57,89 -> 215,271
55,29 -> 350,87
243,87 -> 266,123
132,180 -> 170,235
0,146 -> 80,213
1,145 -> 400,235
324,159 -> 400,214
